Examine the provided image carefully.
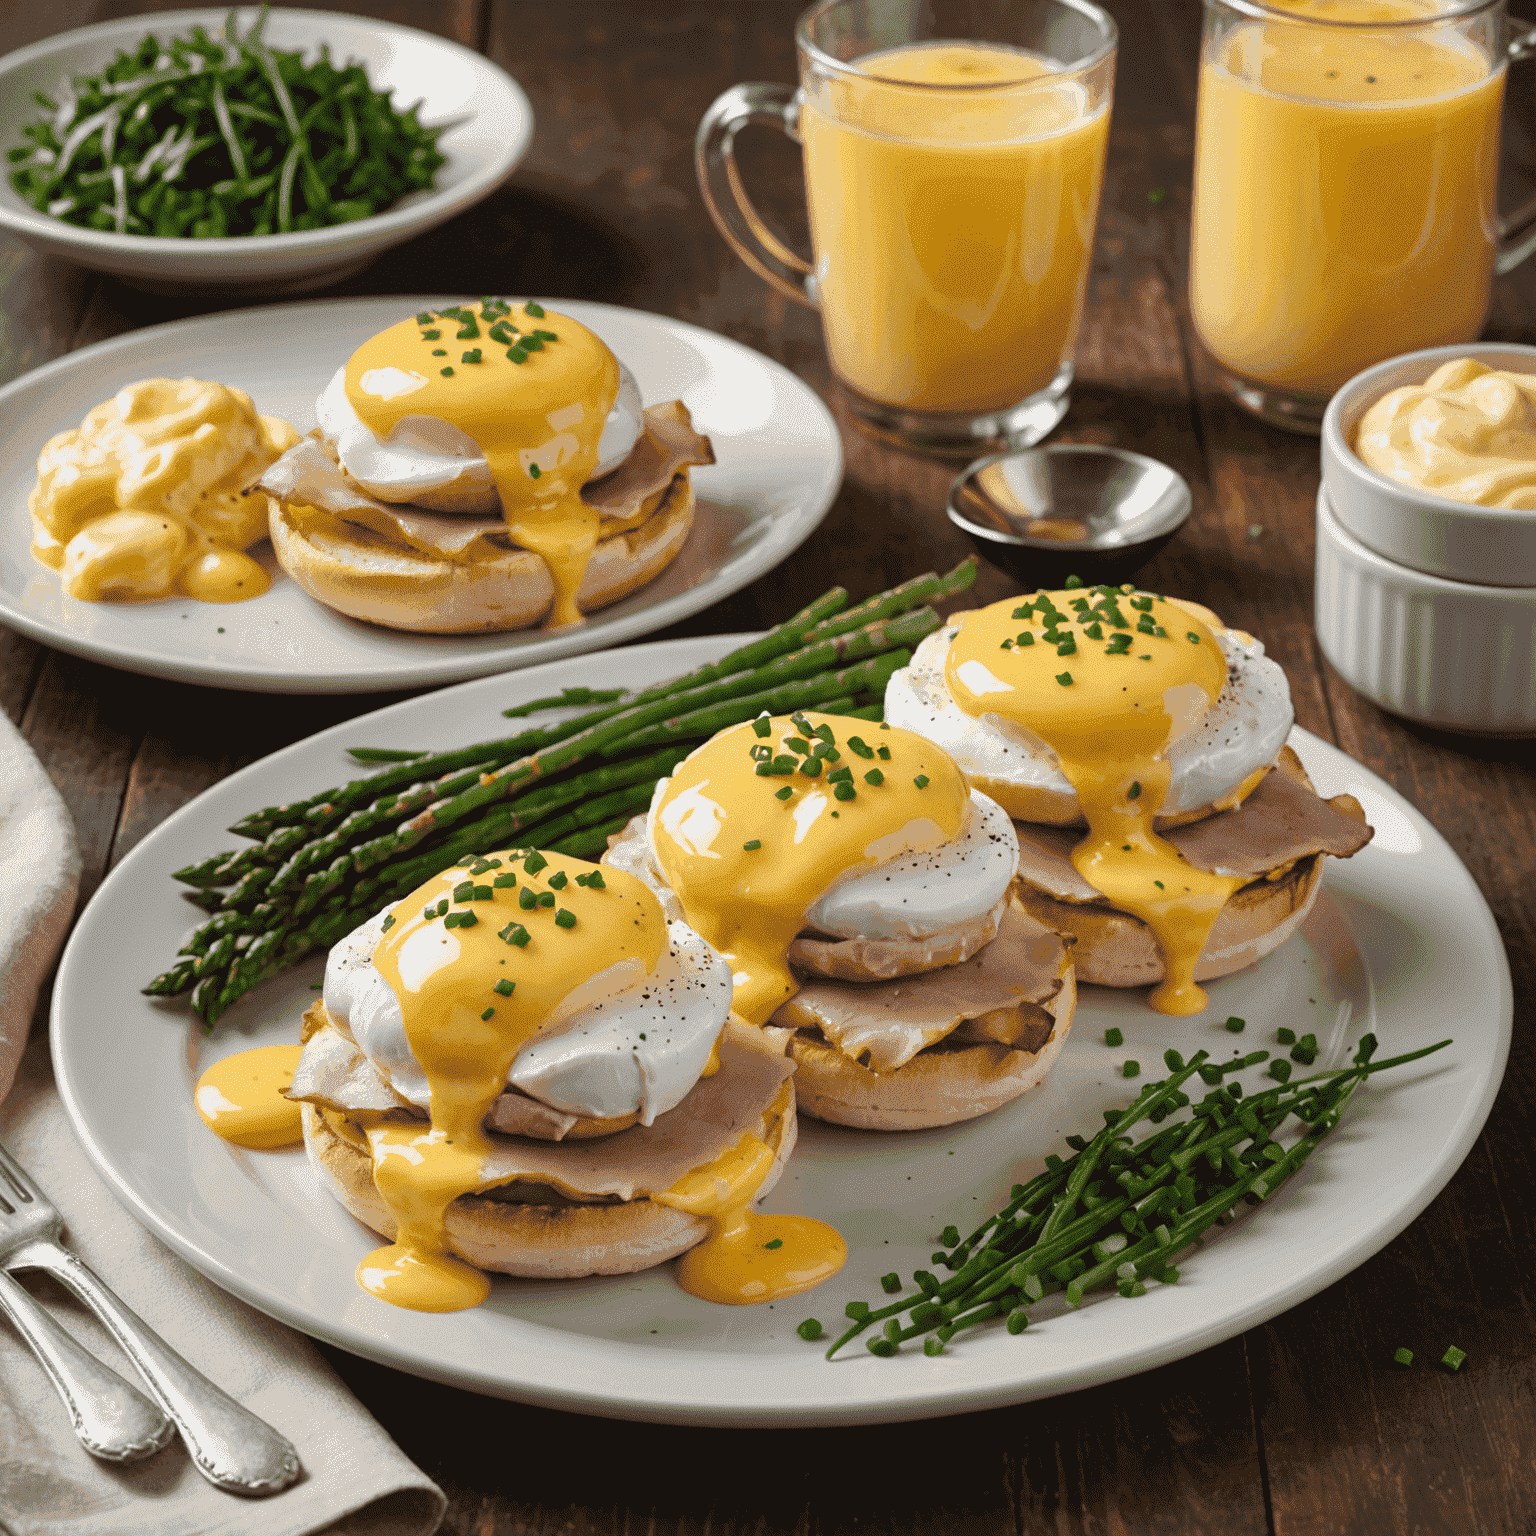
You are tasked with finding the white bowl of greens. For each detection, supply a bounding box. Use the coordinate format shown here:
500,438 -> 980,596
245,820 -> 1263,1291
0,8 -> 532,292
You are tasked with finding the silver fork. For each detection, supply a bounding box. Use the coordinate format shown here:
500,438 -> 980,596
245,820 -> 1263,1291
0,1264 -> 173,1461
0,1140 -> 301,1497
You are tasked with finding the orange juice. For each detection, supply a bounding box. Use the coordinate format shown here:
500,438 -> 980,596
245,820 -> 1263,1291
1190,2 -> 1503,400
799,42 -> 1111,414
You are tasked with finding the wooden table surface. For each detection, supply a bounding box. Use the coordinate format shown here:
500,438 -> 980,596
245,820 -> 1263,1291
3,2 -> 1534,1531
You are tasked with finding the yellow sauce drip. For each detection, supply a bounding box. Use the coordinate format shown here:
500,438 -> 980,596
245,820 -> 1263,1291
354,850 -> 666,1312
29,378 -> 295,605
946,592 -> 1243,1015
343,304 -> 620,627
657,1086 -> 847,1305
195,1044 -> 304,1149
650,712 -> 969,1025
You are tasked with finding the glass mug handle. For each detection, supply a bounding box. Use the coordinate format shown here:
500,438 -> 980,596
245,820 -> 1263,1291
1498,21 -> 1536,274
695,83 -> 817,308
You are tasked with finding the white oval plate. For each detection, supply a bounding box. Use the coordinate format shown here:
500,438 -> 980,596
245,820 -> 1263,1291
0,9 -> 533,290
52,637 -> 1512,1426
0,298 -> 842,692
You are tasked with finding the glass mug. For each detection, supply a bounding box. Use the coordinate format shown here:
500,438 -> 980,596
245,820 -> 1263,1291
1189,0 -> 1536,433
696,0 -> 1117,455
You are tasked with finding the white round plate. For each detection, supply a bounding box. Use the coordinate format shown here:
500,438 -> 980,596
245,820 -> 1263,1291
52,637 -> 1512,1426
0,9 -> 533,291
0,297 -> 841,693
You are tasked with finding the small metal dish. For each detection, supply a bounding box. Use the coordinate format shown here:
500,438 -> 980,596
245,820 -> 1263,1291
947,444 -> 1192,589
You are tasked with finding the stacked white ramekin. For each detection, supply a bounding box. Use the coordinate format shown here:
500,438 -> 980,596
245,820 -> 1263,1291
1317,343 -> 1536,735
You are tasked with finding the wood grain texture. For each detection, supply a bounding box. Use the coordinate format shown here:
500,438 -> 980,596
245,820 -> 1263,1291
3,0 -> 1533,1531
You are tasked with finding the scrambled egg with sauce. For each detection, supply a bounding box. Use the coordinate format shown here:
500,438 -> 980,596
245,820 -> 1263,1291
29,378 -> 298,603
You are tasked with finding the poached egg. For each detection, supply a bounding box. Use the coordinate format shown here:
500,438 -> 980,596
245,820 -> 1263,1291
334,300 -> 636,626
886,587 -> 1294,1015
646,712 -> 1019,1027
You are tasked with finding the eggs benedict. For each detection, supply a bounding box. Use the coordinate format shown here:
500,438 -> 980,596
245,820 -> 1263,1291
604,712 -> 1076,1131
258,299 -> 714,633
281,847 -> 843,1311
29,377 -> 298,604
885,587 -> 1373,1015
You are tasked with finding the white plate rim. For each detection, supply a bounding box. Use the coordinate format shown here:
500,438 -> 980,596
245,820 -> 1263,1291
0,8 -> 534,264
51,634 -> 1514,1425
0,296 -> 843,692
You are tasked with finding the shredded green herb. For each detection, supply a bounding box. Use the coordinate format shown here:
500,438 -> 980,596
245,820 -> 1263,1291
8,7 -> 445,237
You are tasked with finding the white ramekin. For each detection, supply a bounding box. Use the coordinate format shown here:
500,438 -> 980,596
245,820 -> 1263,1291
1321,341 -> 1536,590
1315,486 -> 1536,736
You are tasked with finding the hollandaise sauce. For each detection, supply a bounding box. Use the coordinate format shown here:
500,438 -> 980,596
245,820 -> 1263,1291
657,1087 -> 847,1304
29,377 -> 297,605
355,851 -> 665,1311
195,1043 -> 305,1150
946,590 -> 1243,1015
344,301 -> 620,628
650,712 -> 970,1026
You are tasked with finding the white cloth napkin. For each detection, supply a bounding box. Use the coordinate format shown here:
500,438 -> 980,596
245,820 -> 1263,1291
0,708 -> 446,1536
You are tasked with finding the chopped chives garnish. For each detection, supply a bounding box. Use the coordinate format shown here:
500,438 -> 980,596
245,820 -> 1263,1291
743,839 -> 762,850
1056,672 -> 1072,686
529,464 -> 541,479
1226,1016 -> 1246,1033
775,786 -> 793,800
538,892 -> 555,907
1441,1345 -> 1467,1371
797,1319 -> 823,1341
461,348 -> 482,364
877,746 -> 891,759
1393,1346 -> 1414,1367
753,715 -> 772,737
1128,782 -> 1141,799
494,979 -> 515,996
847,736 -> 873,758
833,782 -> 856,801
1105,1027 -> 1123,1047
554,909 -> 575,928
518,888 -> 537,910
481,1007 -> 495,1020
864,769 -> 884,786
526,301 -> 546,317
765,1238 -> 783,1250
914,774 -> 930,789
1123,1060 -> 1141,1078
524,853 -> 548,874
499,922 -> 530,947
880,1272 -> 901,1294
1277,1027 -> 1296,1044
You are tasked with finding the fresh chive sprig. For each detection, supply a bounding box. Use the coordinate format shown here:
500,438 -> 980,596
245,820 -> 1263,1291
819,1034 -> 1451,1360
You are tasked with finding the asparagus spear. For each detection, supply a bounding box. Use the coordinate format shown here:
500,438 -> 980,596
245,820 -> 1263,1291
222,562 -> 973,841
149,564 -> 978,1020
223,585 -> 855,840
180,581 -> 959,891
